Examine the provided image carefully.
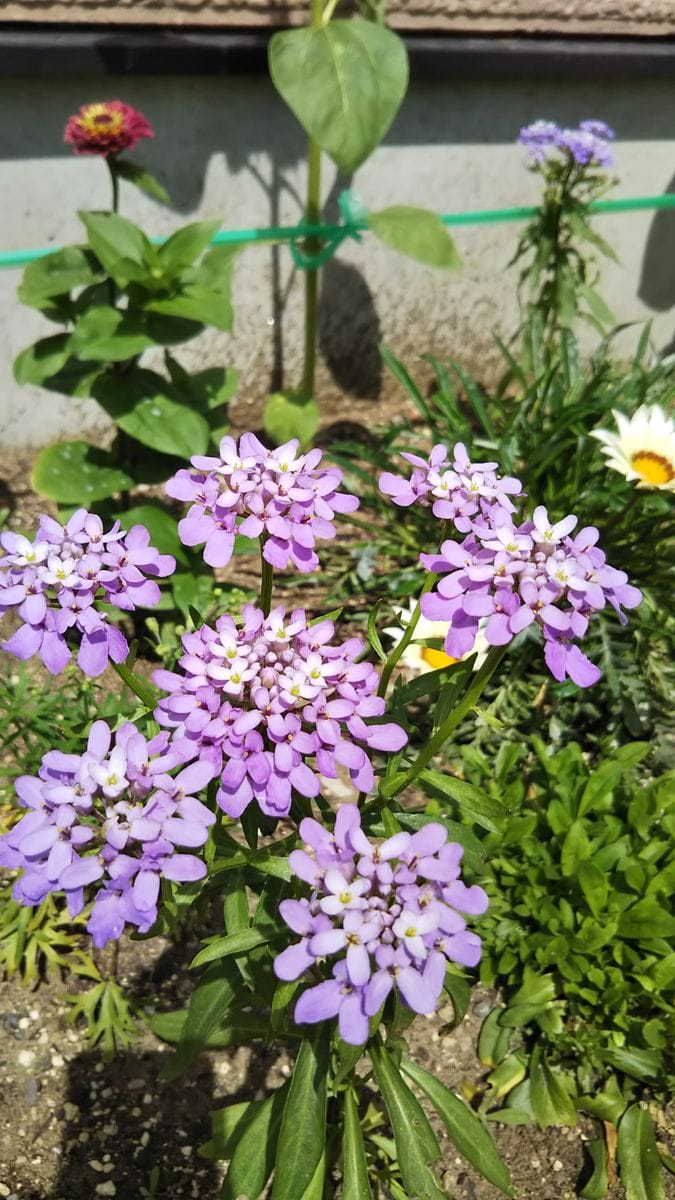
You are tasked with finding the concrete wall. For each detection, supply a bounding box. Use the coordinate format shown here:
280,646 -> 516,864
1,69 -> 675,448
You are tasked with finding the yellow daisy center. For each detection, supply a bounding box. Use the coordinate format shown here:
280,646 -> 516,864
77,104 -> 125,138
421,647 -> 458,670
630,451 -> 674,486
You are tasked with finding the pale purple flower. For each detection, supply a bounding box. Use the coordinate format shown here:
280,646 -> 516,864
165,433 -> 359,572
0,510 -> 175,676
154,606 -> 406,822
379,442 -> 522,536
275,805 -> 486,1045
418,500 -> 641,687
517,118 -> 614,168
0,720 -> 213,946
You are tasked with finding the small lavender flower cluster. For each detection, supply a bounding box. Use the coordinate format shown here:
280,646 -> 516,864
518,119 -> 614,168
154,605 -> 407,820
274,805 -> 486,1045
0,510 -> 174,676
165,433 -> 359,571
420,506 -> 641,687
0,720 -> 215,947
379,442 -> 523,533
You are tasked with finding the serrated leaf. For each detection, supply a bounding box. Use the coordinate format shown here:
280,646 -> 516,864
617,1105 -> 665,1200
369,206 -> 461,271
529,1046 -> 576,1128
617,897 -> 675,941
271,1029 -> 329,1200
401,1057 -> 513,1195
269,19 -> 408,174
80,210 -> 158,286
157,219 -> 222,274
70,306 -> 154,361
18,245 -> 104,307
32,440 -> 133,504
369,1039 -> 444,1200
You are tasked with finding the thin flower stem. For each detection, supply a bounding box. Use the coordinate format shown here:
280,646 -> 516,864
106,155 -> 120,215
321,0 -> 341,22
260,545 -> 274,617
384,644 -> 507,800
298,0 -> 324,401
377,574 -> 436,699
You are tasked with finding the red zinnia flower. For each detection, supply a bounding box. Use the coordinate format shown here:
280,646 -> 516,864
63,100 -> 154,157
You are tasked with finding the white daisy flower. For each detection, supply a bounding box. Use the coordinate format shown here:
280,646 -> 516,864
383,604 -> 488,675
590,404 -> 675,491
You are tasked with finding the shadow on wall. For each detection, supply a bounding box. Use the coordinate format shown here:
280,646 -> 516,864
638,171 -> 675,355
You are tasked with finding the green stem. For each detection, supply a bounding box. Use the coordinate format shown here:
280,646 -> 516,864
384,644 -> 507,800
377,574 -> 436,699
106,154 -> 120,214
260,543 -> 274,616
299,0 -> 325,401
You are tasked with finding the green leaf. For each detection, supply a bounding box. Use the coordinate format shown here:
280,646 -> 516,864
578,760 -> 624,816
31,441 -> 133,504
145,287 -> 232,332
18,245 -> 104,309
617,1105 -> 665,1200
580,1139 -> 609,1200
221,1085 -> 288,1200
578,282 -> 615,327
601,1047 -> 662,1083
147,1008 -> 267,1049
201,1097 -> 264,1161
113,661 -> 160,708
578,861 -> 608,919
190,927 -> 275,969
367,601 -> 387,663
401,1057 -> 513,1196
369,206 -> 461,271
80,211 -> 158,286
264,391 -> 319,450
529,1046 -> 576,1128
93,369 -> 210,457
161,960 -> 240,1081
70,306 -> 155,362
271,1029 -> 329,1200
342,1089 -> 373,1200
114,159 -> 171,204
617,897 -> 675,941
417,768 -> 503,832
369,1039 -> 445,1200
561,819 -> 591,877
478,1007 -> 512,1069
157,220 -> 222,274
115,504 -> 189,567
269,18 -> 408,173
14,334 -> 72,386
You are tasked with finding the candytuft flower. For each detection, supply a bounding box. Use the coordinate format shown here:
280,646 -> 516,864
0,720 -> 213,947
590,404 -> 675,491
153,605 -> 407,820
0,510 -> 175,675
419,505 -> 641,688
166,433 -> 359,572
64,101 -> 154,156
275,804 -> 487,1045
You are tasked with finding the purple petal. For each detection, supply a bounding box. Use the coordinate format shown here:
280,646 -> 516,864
397,966 -> 436,1014
274,940 -> 315,981
338,992 -> 369,1045
295,980 -> 342,1024
162,853 -> 207,882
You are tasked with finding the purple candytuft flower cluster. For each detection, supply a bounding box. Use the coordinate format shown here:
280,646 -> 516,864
165,433 -> 359,572
0,720 -> 215,947
274,805 -> 486,1045
420,505 -> 641,687
379,442 -> 523,535
153,606 -> 407,820
0,510 -> 175,676
517,119 -> 614,168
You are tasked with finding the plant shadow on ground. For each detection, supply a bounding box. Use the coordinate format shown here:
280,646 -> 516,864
25,934 -> 288,1200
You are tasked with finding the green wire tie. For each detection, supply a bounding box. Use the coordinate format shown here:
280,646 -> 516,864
2,190 -> 675,271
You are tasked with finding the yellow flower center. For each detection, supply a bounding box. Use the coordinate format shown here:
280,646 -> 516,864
421,647 -> 458,670
339,891 -> 352,904
77,104 -> 126,138
630,451 -> 674,486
